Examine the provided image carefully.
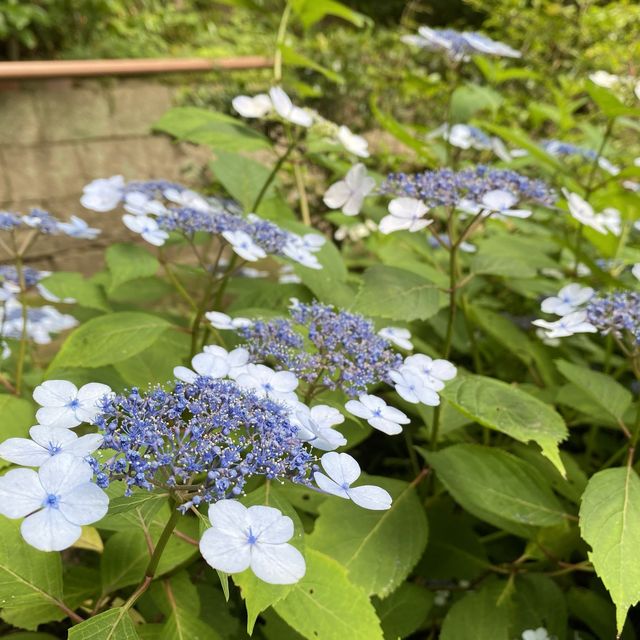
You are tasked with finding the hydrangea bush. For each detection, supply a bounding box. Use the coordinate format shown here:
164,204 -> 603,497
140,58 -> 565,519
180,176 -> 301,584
0,1 -> 639,639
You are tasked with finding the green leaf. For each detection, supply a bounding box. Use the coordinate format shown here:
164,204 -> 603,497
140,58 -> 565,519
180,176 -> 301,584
154,107 -> 271,152
115,331 -> 190,387
373,583 -> 433,640
0,519 -> 64,630
280,45 -> 344,84
233,485 -> 304,634
369,96 -> 437,164
106,244 -> 160,293
423,444 -> 569,536
556,359 -> 632,423
209,152 -> 275,212
441,374 -> 568,474
49,312 -> 170,370
579,467 -> 640,634
274,549 -> 383,640
440,580 -> 511,640
0,395 -> 35,470
451,83 -> 503,121
290,0 -> 371,28
309,476 -> 428,597
156,573 -> 221,640
510,574 -> 567,640
100,506 -> 198,593
353,265 -> 445,321
587,82 -> 640,118
68,607 -> 140,640
40,272 -> 110,312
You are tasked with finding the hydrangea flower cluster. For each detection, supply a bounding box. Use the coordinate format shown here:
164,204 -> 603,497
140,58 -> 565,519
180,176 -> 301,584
541,140 -> 619,175
585,291 -> 640,345
382,166 -> 556,209
0,298 -> 77,345
81,176 -> 326,269
402,26 -> 521,61
95,377 -> 316,507
236,301 -> 404,398
0,208 -> 99,239
0,364 -> 395,585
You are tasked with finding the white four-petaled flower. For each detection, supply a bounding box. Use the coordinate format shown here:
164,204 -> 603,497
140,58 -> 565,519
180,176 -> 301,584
222,230 -> 267,262
122,214 -> 169,246
0,426 -> 103,467
378,327 -> 413,350
314,452 -> 392,510
205,311 -> 253,331
0,454 -> 109,551
199,500 -> 305,584
236,364 -> 298,405
80,175 -> 124,212
540,283 -> 594,316
293,404 -> 346,451
323,163 -> 376,217
532,311 -> 597,338
401,354 -> 457,392
269,87 -> 313,128
33,380 -> 112,429
232,94 -> 273,119
345,395 -> 410,435
336,125 -> 369,158
389,368 -> 440,406
379,198 -> 432,234
57,216 -> 101,239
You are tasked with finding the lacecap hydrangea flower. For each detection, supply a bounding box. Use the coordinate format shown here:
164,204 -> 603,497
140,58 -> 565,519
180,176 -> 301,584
80,177 -> 326,269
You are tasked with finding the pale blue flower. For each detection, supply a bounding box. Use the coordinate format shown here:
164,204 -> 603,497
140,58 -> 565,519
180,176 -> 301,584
199,500 -> 306,584
81,175 -> 125,212
0,454 -> 108,551
345,394 -> 409,435
57,215 -> 101,239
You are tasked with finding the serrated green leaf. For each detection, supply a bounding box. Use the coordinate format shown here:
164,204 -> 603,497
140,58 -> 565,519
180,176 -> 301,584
441,374 -> 568,474
106,244 -> 160,293
353,265 -> 445,321
48,312 -> 170,370
579,467 -> 640,634
154,107 -> 271,152
423,444 -> 569,536
556,359 -> 632,423
274,549 -> 383,640
40,272 -> 110,311
309,476 -> 428,597
68,607 -> 139,640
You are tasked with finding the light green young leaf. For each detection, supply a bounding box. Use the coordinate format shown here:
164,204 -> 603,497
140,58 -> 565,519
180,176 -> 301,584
423,444 -> 569,536
309,476 -> 428,597
555,359 -> 632,423
154,107 -> 271,152
106,243 -> 160,293
290,0 -> 371,28
441,374 -> 568,474
274,549 -> 383,640
48,312 -> 170,370
586,82 -> 640,118
280,45 -> 344,83
40,272 -> 110,312
353,265 -> 445,321
579,467 -> 640,634
0,395 -> 35,470
68,607 -> 140,639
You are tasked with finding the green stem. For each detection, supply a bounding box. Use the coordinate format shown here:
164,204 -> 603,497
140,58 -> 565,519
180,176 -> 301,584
293,159 -> 311,226
122,506 -> 181,613
251,139 -> 297,212
273,0 -> 292,83
13,251 -> 28,396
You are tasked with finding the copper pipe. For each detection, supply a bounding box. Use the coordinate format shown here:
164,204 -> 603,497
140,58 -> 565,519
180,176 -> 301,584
0,56 -> 272,79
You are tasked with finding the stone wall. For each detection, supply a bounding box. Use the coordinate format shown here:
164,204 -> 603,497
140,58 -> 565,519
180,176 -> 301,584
0,77 -> 210,272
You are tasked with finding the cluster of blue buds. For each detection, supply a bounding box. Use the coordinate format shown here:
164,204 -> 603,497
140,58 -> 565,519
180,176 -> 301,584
0,209 -> 99,239
381,165 -> 556,208
238,301 -> 403,397
94,377 -> 316,509
586,291 -> 640,345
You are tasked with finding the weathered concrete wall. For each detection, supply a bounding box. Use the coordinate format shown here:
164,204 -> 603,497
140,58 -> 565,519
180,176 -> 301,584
0,77 -> 210,272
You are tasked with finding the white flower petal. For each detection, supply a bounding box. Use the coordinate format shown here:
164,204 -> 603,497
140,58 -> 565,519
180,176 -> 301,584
320,451 -> 361,486
0,438 -> 50,467
347,485 -> 392,510
313,471 -> 348,498
33,380 -> 77,407
173,366 -> 198,383
21,507 -> 82,551
199,528 -> 252,574
369,417 -> 403,435
207,499 -> 250,537
0,468 -> 46,517
323,181 -> 351,209
58,482 -> 109,525
250,542 -> 306,584
247,505 -> 294,544
38,454 -> 93,496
